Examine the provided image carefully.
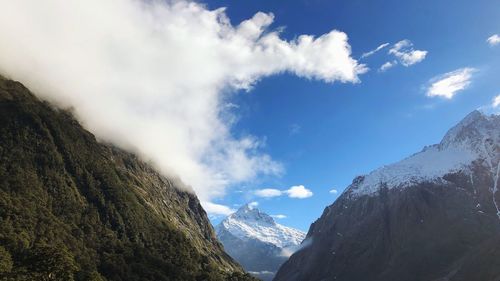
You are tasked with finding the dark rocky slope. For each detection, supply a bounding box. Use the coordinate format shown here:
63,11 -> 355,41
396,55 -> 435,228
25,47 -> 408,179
0,75 -> 256,281
275,111 -> 500,281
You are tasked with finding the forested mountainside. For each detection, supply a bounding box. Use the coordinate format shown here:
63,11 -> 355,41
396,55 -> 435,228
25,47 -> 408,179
0,75 -> 256,281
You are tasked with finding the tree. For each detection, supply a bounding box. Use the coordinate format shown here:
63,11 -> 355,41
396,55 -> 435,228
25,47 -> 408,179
26,244 -> 79,281
0,245 -> 13,273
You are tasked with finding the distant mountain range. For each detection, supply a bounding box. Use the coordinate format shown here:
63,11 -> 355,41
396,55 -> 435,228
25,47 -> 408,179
275,110 -> 500,281
0,75 -> 256,280
216,204 -> 305,281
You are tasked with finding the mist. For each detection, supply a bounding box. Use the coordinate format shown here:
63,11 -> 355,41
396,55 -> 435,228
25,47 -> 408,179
0,0 -> 366,214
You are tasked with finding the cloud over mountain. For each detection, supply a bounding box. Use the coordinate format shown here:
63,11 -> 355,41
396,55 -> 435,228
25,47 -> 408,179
0,0 -> 364,212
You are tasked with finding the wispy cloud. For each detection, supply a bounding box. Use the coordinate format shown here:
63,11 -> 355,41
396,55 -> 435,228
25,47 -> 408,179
370,40 -> 427,72
329,189 -> 338,194
492,95 -> 500,108
379,61 -> 397,72
248,201 -> 259,208
389,40 -> 427,66
271,214 -> 287,219
255,188 -> 283,198
361,43 -> 390,58
487,34 -> 500,46
203,202 -> 235,216
248,271 -> 275,276
0,1 -> 366,214
254,185 -> 313,199
426,68 -> 476,99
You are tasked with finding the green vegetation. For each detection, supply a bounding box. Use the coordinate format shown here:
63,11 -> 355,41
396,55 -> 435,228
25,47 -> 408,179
0,246 -> 13,274
0,76 -> 257,281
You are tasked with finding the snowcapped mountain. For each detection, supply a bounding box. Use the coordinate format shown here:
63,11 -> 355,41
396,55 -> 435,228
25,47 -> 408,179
275,110 -> 500,281
216,204 -> 305,281
349,110 -> 500,202
218,204 -> 305,248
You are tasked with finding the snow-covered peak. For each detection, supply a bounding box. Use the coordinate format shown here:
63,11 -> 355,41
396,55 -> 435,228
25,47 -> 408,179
232,203 -> 276,224
217,204 -> 305,249
348,111 -> 500,197
440,110 -> 499,153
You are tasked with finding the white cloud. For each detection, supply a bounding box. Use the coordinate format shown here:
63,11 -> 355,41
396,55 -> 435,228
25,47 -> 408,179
255,188 -> 283,198
271,214 -> 287,219
0,0 -> 366,214
379,61 -> 397,72
248,271 -> 274,276
388,40 -> 427,66
487,34 -> 500,46
426,68 -> 476,99
492,95 -> 500,108
254,185 -> 313,199
329,189 -> 338,194
202,202 -> 235,216
374,40 -> 426,72
361,43 -> 390,58
284,185 -> 313,198
248,201 -> 259,208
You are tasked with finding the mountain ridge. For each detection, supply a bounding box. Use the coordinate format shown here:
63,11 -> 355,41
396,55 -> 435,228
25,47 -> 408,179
275,110 -> 500,281
347,110 -> 499,198
0,75 -> 256,280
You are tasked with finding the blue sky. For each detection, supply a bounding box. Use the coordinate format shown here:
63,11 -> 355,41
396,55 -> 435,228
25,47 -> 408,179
204,0 -> 500,231
1,0 -> 499,232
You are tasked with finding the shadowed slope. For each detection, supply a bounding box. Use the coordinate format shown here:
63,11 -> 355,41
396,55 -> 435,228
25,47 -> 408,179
275,111 -> 500,281
0,76 -> 256,281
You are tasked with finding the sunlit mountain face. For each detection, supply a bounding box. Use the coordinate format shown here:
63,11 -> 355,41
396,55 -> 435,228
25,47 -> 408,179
0,0 -> 499,280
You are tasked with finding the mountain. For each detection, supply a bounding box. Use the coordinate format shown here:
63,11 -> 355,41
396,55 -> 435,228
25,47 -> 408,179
0,75 -> 257,281
275,110 -> 500,281
216,204 -> 305,281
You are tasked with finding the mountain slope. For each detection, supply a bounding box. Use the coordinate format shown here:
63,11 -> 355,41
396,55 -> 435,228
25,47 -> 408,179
275,111 -> 500,281
0,75 -> 256,281
216,204 -> 305,281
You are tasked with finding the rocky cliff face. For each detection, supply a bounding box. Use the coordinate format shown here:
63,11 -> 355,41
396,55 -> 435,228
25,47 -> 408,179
0,76 -> 256,281
275,111 -> 500,281
216,204 -> 305,281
